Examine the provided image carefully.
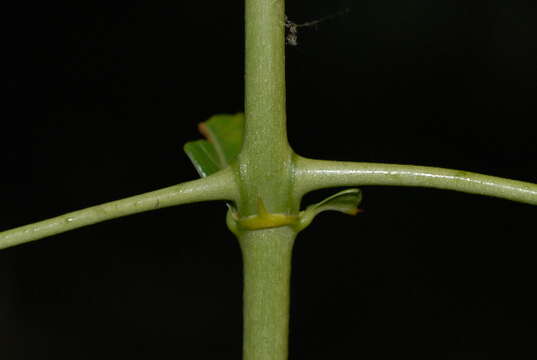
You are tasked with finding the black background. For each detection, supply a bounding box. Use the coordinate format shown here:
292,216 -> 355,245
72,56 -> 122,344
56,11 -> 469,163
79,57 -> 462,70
2,1 -> 537,359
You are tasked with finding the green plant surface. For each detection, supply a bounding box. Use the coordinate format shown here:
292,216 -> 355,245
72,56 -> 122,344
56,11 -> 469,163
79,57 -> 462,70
184,113 -> 245,177
297,188 -> 362,230
239,226 -> 295,360
295,158 -> 537,205
0,169 -> 237,250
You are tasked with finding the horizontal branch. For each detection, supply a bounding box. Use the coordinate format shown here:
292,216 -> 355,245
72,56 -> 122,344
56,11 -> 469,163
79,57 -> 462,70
295,157 -> 537,205
0,169 -> 238,251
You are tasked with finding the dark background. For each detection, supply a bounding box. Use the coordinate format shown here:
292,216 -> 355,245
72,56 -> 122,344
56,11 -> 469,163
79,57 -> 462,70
2,0 -> 536,358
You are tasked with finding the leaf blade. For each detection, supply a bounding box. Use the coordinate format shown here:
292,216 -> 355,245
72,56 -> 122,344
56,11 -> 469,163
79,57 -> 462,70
183,140 -> 221,177
298,188 -> 363,230
184,113 -> 245,177
199,113 -> 244,167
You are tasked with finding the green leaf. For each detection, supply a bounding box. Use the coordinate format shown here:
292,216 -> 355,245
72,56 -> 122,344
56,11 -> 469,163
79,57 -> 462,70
183,140 -> 220,177
200,113 -> 244,167
298,188 -> 363,231
183,113 -> 244,177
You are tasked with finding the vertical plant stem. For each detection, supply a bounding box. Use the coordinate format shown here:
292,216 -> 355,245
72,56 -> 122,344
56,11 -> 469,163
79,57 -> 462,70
238,1 -> 296,359
239,227 -> 296,360
240,0 -> 293,216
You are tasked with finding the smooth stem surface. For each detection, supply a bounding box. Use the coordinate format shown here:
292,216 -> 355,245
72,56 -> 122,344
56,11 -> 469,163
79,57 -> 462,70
238,2 -> 297,358
239,227 -> 296,360
0,169 -> 238,250
295,157 -> 537,205
239,0 -> 294,216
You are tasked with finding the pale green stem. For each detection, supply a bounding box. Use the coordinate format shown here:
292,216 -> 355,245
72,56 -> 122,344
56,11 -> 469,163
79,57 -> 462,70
0,169 -> 238,250
239,227 -> 296,360
295,157 -> 537,205
239,0 -> 293,216
236,1 -> 297,359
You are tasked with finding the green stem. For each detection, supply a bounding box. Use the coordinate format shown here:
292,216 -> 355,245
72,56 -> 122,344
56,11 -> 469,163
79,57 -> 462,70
237,2 -> 297,358
0,169 -> 238,250
239,0 -> 293,216
295,157 -> 537,205
239,227 -> 296,360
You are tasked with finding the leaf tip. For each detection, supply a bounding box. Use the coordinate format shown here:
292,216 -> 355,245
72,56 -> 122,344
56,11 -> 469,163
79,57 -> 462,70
198,122 -> 211,142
